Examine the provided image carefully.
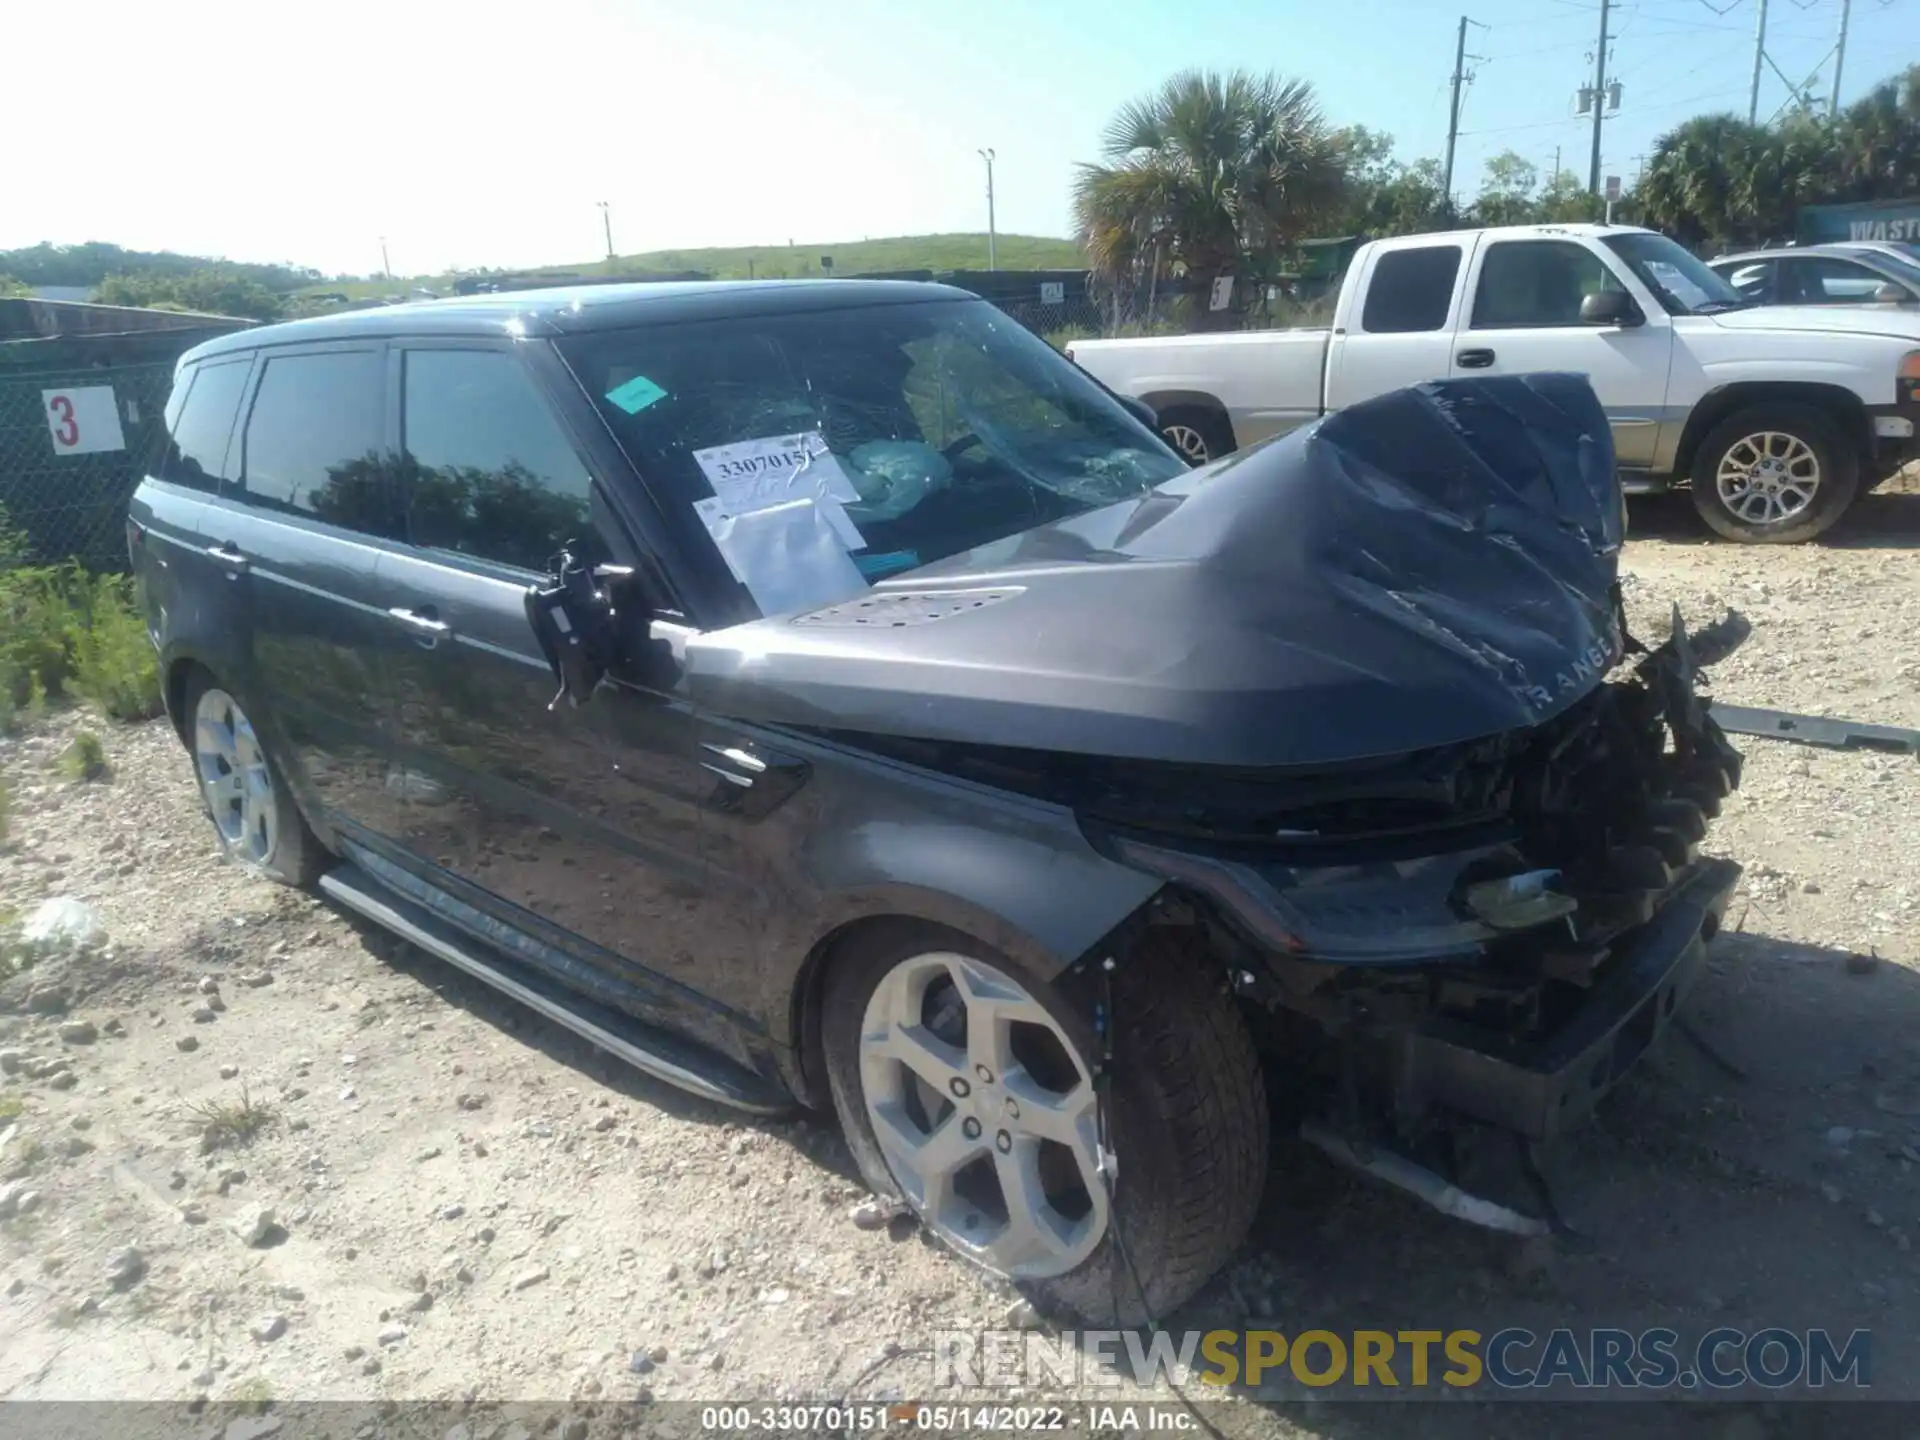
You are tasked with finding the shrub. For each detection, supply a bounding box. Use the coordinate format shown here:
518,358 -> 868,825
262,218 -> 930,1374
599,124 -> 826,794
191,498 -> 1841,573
0,560 -> 160,726
70,574 -> 161,722
59,731 -> 107,781
0,566 -> 80,710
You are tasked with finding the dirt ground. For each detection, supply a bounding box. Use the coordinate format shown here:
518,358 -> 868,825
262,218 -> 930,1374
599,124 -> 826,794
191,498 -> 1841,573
1,487 -> 1918,1437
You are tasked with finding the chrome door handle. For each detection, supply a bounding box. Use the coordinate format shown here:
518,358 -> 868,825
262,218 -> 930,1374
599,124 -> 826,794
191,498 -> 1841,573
387,606 -> 452,644
205,542 -> 248,572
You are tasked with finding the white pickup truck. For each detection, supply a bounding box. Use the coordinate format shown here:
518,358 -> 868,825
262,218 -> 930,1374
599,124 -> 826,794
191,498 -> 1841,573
1067,223 -> 1920,542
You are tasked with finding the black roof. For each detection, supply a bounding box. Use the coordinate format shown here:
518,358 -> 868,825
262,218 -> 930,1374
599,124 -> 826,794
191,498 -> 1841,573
182,279 -> 977,364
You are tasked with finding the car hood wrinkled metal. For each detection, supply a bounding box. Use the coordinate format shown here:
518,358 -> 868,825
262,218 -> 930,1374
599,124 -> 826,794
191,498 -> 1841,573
683,373 -> 1626,768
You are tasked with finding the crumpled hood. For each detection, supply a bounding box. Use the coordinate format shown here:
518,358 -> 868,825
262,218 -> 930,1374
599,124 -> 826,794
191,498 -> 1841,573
684,373 -> 1626,768
1707,304 -> 1920,341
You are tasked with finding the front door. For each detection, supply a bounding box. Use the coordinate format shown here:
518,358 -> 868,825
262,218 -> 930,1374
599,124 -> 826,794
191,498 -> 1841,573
1450,238 -> 1676,470
373,342 -> 725,1045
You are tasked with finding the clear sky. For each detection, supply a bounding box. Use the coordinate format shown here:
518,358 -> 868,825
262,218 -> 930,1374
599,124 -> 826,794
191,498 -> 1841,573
5,0 -> 1914,278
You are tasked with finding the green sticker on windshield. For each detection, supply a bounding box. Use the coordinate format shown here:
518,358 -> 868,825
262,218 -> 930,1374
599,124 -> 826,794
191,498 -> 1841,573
605,374 -> 668,414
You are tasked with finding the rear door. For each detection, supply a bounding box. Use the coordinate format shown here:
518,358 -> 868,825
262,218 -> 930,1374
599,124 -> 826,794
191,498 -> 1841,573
1323,239 -> 1469,410
132,354 -> 256,692
373,340 -> 721,1041
1449,237 -> 1676,470
208,342 -> 412,838
1778,254 -> 1909,306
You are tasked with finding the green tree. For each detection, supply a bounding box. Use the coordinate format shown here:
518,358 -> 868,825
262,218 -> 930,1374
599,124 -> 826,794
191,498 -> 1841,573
0,274 -> 30,298
1472,150 -> 1539,227
1073,70 -> 1348,326
1638,114 -> 1773,248
95,266 -> 284,321
1333,128 -> 1449,238
1832,64 -> 1920,198
1535,169 -> 1600,224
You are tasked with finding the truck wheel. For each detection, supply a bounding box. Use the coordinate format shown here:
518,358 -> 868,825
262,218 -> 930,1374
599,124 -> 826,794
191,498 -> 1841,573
1690,405 -> 1858,543
1157,406 -> 1236,466
184,669 -> 325,887
820,923 -> 1268,1324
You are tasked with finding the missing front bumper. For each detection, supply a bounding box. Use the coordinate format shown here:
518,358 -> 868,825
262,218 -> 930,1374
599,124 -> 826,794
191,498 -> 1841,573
1397,857 -> 1741,1141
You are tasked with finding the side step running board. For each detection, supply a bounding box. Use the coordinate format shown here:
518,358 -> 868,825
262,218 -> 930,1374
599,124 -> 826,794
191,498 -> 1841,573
1707,701 -> 1920,756
317,864 -> 790,1115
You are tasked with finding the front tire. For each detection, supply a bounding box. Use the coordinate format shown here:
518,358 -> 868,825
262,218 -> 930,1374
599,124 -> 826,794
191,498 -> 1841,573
820,923 -> 1268,1323
185,670 -> 324,886
1690,405 -> 1858,543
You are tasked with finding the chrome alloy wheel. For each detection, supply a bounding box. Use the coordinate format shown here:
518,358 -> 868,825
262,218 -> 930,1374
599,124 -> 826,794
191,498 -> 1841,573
1161,423 -> 1211,464
1715,430 -> 1821,527
858,952 -> 1108,1278
194,688 -> 278,865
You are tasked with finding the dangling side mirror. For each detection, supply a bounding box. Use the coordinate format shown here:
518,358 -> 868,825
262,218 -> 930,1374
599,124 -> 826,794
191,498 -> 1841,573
523,543 -> 631,709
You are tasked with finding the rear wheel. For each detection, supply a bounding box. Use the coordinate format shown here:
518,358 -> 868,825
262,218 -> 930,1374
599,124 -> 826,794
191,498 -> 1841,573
1690,405 -> 1858,543
186,671 -> 323,886
821,923 -> 1268,1323
1157,406 -> 1236,467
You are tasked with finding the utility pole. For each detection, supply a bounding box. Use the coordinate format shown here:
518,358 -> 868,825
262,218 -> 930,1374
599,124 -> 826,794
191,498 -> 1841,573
1552,145 -> 1561,183
1442,15 -> 1470,214
1588,0 -> 1611,196
597,201 -> 614,261
1831,0 -> 1851,118
379,237 -> 391,280
978,149 -> 997,270
1748,0 -> 1770,123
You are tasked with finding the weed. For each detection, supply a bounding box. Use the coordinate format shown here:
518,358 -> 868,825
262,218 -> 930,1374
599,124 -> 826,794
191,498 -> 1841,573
0,563 -> 160,726
6,1134 -> 45,1176
182,1086 -> 278,1150
0,1094 -> 20,1124
71,574 -> 161,722
0,566 -> 76,711
227,1376 -> 275,1410
59,731 -> 107,782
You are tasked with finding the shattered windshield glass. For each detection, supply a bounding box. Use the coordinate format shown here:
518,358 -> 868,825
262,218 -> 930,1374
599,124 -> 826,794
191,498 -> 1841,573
558,297 -> 1184,597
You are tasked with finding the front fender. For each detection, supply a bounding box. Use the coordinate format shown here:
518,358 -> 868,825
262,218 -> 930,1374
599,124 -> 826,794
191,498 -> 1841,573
702,723 -> 1163,1086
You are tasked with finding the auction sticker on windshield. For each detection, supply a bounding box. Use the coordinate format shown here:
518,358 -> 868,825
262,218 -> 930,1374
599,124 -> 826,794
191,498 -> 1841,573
694,431 -> 863,511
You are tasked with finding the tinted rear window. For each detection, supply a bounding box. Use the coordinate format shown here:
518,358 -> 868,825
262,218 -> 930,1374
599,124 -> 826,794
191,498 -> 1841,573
239,350 -> 392,533
1361,246 -> 1462,333
157,358 -> 251,491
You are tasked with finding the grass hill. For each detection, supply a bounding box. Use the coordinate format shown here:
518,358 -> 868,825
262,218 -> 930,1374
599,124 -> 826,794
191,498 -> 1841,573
299,232 -> 1086,299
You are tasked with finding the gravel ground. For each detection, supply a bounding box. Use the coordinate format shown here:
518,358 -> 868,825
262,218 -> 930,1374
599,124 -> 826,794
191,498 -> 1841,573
1,488 -> 1917,1438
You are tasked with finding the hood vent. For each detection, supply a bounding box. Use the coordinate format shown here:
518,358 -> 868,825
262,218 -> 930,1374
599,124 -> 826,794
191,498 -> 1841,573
793,587 -> 1024,629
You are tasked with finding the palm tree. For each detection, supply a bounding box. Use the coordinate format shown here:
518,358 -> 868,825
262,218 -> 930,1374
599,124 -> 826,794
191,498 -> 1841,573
1072,71 -> 1347,328
1834,66 -> 1920,198
1638,114 -> 1772,248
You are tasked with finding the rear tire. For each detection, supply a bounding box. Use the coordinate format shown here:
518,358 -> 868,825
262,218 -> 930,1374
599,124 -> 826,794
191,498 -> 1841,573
1689,405 -> 1858,543
1157,406 -> 1237,467
184,669 -> 325,886
820,922 -> 1267,1324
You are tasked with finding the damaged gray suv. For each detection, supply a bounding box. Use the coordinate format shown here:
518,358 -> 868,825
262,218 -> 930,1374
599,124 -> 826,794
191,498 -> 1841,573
130,280 -> 1744,1322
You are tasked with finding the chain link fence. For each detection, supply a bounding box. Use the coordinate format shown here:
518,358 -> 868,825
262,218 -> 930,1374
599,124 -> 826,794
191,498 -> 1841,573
0,361 -> 175,571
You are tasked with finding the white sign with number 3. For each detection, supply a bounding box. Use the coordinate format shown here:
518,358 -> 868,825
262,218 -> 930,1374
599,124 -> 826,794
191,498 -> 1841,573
41,386 -> 126,456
